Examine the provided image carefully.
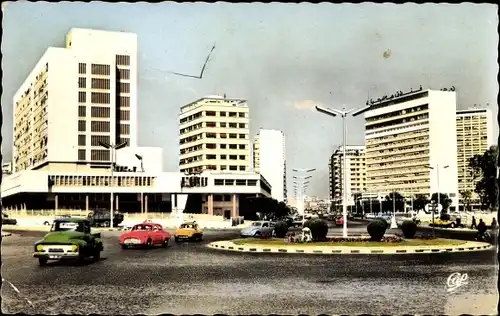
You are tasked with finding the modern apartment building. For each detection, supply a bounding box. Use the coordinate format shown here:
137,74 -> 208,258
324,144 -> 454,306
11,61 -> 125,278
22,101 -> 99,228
329,145 -> 366,206
456,108 -> 494,205
179,95 -> 251,174
357,88 -> 459,208
12,28 -> 137,174
253,129 -> 287,202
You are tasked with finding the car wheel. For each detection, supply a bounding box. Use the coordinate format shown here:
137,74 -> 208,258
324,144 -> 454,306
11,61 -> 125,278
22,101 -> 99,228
104,221 -> 110,228
43,221 -> 49,226
38,258 -> 48,266
146,238 -> 152,248
175,237 -> 180,242
254,232 -> 261,238
162,239 -> 169,248
121,244 -> 128,250
451,223 -> 456,228
198,235 -> 203,241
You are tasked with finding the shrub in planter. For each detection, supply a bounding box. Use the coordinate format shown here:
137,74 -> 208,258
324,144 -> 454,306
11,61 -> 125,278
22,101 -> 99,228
367,219 -> 388,241
304,218 -> 329,241
274,221 -> 289,238
401,220 -> 417,239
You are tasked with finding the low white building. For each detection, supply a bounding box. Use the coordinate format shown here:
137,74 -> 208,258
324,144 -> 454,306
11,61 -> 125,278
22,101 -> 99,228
1,169 -> 272,219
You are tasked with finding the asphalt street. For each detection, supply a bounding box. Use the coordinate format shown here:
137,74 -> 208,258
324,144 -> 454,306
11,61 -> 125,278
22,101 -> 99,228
1,221 -> 498,315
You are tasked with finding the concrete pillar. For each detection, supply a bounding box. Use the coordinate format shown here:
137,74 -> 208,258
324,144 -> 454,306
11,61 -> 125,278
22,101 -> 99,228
207,194 -> 213,216
85,195 -> 89,212
231,194 -> 238,218
115,195 -> 119,211
55,194 -> 59,211
145,195 -> 148,215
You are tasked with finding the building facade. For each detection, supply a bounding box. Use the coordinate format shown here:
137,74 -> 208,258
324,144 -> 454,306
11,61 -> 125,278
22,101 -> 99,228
456,108 -> 494,205
358,88 -> 459,208
252,129 -> 287,202
179,95 -> 251,174
13,28 -> 138,174
329,145 -> 366,207
2,162 -> 13,176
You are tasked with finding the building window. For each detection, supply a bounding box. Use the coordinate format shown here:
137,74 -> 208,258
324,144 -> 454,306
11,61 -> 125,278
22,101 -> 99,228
120,124 -> 130,135
78,91 -> 86,103
220,122 -> 227,127
239,144 -> 246,150
239,155 -> 246,160
78,149 -> 86,161
91,92 -> 110,104
239,134 -> 246,139
220,165 -> 227,170
116,55 -> 131,66
119,138 -> 130,146
229,165 -> 238,171
78,135 -> 86,146
206,133 -> 216,138
91,149 -> 110,161
239,123 -> 245,128
119,96 -> 130,107
78,120 -> 86,132
239,166 -> 246,171
206,143 -> 216,149
214,179 -> 224,186
239,112 -> 245,118
78,63 -> 86,74
91,78 -> 111,90
248,180 -> 257,186
221,155 -> 227,159
229,144 -> 237,149
220,112 -> 226,117
229,123 -> 237,128
91,64 -> 111,76
78,106 -> 86,117
220,133 -> 227,138
206,122 -> 216,128
220,144 -> 227,149
206,154 -> 216,160
206,111 -> 216,116
229,133 -> 237,138
91,135 -> 111,146
120,110 -> 130,121
91,121 -> 110,132
119,82 -> 130,93
229,112 -> 236,117
230,155 -> 237,160
78,77 -> 86,88
118,68 -> 130,79
236,179 -> 246,185
91,107 -> 111,118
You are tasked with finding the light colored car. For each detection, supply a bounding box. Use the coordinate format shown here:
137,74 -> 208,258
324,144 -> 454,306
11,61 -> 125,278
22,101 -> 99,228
240,221 -> 275,238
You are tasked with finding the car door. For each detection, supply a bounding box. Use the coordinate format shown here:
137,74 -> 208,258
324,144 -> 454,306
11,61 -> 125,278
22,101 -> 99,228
153,225 -> 164,243
261,222 -> 270,236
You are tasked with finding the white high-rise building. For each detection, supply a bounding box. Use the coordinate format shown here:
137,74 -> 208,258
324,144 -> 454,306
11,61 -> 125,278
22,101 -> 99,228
12,28 -> 138,173
357,88 -> 459,209
329,145 -> 366,206
456,108 -> 494,205
252,129 -> 286,202
179,95 -> 250,173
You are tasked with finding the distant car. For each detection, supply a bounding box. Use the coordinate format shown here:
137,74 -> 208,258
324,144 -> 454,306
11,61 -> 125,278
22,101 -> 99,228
240,221 -> 275,238
2,212 -> 17,225
33,218 -> 103,266
336,216 -> 344,226
119,222 -> 171,249
87,209 -> 124,227
174,221 -> 203,242
43,215 -> 71,226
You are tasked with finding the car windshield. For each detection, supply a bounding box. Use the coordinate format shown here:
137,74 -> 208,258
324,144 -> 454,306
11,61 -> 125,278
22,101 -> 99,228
51,221 -> 84,232
252,222 -> 261,226
133,225 -> 153,231
180,224 -> 195,229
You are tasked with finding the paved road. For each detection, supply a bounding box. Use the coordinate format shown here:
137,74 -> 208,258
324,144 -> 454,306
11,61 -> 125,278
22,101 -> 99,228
2,225 -> 497,315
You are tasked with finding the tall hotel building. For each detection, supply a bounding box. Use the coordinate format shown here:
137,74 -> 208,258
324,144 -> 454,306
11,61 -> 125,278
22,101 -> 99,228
179,95 -> 250,173
357,89 -> 459,208
329,145 -> 366,206
253,129 -> 287,202
456,108 -> 494,205
13,28 -> 137,173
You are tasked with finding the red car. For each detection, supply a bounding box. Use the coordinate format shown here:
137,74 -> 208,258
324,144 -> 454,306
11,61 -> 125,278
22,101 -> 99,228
336,216 -> 344,226
119,222 -> 171,249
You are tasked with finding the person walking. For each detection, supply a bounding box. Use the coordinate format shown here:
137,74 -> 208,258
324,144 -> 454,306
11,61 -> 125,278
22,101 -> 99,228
471,216 -> 477,229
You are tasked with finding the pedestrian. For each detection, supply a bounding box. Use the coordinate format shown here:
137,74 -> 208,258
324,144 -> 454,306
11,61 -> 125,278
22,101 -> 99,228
471,216 -> 477,229
491,218 -> 497,229
476,219 -> 487,241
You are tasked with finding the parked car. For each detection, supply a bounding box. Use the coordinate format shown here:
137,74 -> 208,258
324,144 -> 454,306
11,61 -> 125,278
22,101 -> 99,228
33,218 -> 103,266
119,221 -> 171,249
240,221 -> 275,238
174,221 -> 203,242
87,209 -> 124,227
429,216 -> 465,229
336,216 -> 344,226
2,212 -> 17,225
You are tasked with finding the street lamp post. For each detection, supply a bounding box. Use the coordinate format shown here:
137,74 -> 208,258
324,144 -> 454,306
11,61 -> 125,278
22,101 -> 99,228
293,168 -> 315,226
426,164 -> 449,236
384,180 -> 398,229
99,141 -> 128,228
316,104 -> 370,238
135,154 -> 144,214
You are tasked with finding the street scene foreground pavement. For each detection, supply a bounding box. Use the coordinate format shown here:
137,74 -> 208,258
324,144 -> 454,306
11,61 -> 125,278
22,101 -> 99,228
1,221 -> 498,315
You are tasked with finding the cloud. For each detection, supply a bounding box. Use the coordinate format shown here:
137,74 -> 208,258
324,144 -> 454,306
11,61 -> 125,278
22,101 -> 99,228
292,99 -> 323,111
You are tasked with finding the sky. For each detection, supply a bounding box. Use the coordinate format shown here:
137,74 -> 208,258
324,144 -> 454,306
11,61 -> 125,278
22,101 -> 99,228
1,2 -> 498,199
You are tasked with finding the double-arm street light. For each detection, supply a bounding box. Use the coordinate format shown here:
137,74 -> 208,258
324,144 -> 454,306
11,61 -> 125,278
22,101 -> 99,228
99,141 -> 128,228
135,154 -> 145,214
426,164 -> 449,236
293,168 -> 315,226
316,104 -> 370,238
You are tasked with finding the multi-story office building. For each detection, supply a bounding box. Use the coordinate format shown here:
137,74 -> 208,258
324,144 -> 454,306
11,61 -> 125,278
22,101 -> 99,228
329,145 -> 366,206
357,88 -> 459,208
179,95 -> 250,174
13,28 -> 138,174
456,108 -> 494,205
252,129 -> 287,202
2,162 -> 13,175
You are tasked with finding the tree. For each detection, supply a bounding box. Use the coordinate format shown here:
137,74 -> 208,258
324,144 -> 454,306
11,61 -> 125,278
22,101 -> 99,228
469,145 -> 498,211
459,190 -> 473,212
413,194 -> 429,211
274,201 -> 291,219
383,192 -> 405,213
430,192 -> 452,211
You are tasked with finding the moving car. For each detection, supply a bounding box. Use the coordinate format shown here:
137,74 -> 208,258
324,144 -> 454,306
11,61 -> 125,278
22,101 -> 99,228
174,221 -> 203,242
429,217 -> 465,229
335,216 -> 344,226
2,212 -> 17,225
119,222 -> 171,249
33,218 -> 103,266
240,221 -> 275,238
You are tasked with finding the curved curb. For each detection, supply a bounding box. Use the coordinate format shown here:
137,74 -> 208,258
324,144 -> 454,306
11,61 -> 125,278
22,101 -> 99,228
206,240 -> 494,255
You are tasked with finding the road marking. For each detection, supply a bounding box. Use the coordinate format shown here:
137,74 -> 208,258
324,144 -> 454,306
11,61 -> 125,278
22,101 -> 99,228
2,278 -> 35,309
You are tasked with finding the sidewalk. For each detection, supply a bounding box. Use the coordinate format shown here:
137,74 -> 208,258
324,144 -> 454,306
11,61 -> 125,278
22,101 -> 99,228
207,239 -> 493,255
